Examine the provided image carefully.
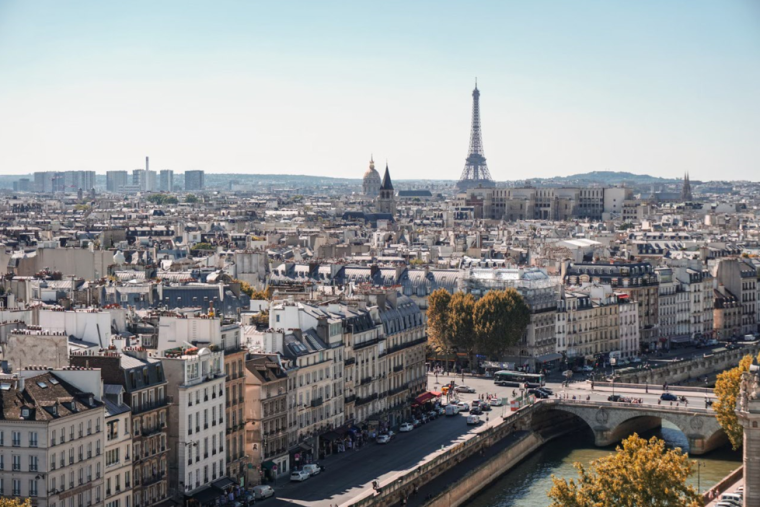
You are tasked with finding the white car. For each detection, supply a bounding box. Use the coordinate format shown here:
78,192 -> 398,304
489,398 -> 502,406
290,470 -> 309,482
376,434 -> 391,444
457,402 -> 470,412
302,464 -> 321,476
466,415 -> 482,425
399,422 -> 414,432
454,385 -> 476,393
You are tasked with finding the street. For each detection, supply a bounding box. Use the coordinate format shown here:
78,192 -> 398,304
264,373 -> 716,506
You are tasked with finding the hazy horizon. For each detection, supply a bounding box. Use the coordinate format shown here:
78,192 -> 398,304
1,1 -> 759,181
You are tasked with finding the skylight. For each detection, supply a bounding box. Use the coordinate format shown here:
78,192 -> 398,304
49,378 -> 60,385
0,383 -> 11,390
37,381 -> 48,389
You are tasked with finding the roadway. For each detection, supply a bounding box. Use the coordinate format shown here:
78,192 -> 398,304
265,373 -> 717,506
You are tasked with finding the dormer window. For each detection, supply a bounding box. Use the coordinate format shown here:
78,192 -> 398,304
21,408 -> 30,418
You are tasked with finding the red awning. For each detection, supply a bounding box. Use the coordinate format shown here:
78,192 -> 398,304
414,392 -> 436,405
430,391 -> 442,397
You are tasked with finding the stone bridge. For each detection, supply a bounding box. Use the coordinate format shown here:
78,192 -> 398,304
533,399 -> 727,455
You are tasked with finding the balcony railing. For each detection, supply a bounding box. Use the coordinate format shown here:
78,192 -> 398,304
344,394 -> 356,404
141,472 -> 165,487
389,383 -> 409,396
393,364 -> 404,373
355,393 -> 378,407
311,397 -> 323,407
360,376 -> 373,386
132,398 -> 169,415
344,357 -> 356,366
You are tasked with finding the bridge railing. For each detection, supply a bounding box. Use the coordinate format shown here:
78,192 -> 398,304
582,381 -> 714,394
547,398 -> 715,414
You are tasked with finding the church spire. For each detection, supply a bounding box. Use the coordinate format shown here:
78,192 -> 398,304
381,162 -> 393,191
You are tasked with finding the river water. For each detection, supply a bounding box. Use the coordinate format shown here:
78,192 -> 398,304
465,422 -> 741,507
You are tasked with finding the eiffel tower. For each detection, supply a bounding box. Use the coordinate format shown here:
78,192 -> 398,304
457,80 -> 495,191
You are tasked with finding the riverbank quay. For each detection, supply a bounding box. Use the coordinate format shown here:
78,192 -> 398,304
615,343 -> 760,385
342,404 -> 543,507
704,466 -> 743,505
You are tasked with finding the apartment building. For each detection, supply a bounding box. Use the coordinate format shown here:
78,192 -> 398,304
713,286 -> 742,340
617,296 -> 640,359
0,368 -> 105,507
70,349 -> 170,507
244,354 -> 289,486
714,258 -> 758,336
564,261 -> 659,352
156,314 -> 246,484
103,385 -> 132,507
672,261 -> 715,340
160,344 -> 227,504
556,286 -> 619,362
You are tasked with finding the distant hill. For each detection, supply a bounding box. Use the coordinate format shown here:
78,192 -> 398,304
529,171 -> 679,185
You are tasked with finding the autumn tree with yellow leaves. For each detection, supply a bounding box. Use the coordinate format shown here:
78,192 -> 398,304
713,352 -> 760,449
548,434 -> 703,507
0,499 -> 32,507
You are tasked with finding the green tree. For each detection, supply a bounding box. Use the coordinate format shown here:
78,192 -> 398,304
448,292 -> 476,370
147,194 -> 179,205
185,194 -> 199,204
426,289 -> 452,356
190,242 -> 215,253
473,288 -> 530,359
714,353 -> 758,449
548,434 -> 703,507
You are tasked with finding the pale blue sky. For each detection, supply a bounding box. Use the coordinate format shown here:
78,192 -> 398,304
1,1 -> 758,180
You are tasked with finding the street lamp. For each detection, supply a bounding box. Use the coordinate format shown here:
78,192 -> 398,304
696,460 -> 703,493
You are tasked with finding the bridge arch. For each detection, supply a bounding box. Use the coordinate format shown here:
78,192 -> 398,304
536,402 -> 727,455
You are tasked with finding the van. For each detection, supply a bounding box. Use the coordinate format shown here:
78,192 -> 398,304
744,334 -> 755,342
302,464 -> 321,476
445,404 -> 460,416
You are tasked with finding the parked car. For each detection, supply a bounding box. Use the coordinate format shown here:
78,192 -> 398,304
537,386 -> 554,395
489,398 -> 503,406
399,422 -> 414,432
455,385 -> 476,393
470,407 -> 483,415
481,402 -> 492,411
412,418 -> 422,428
376,434 -> 391,444
660,393 -> 678,401
608,395 -> 622,402
528,389 -> 549,399
457,402 -> 470,412
302,464 -> 321,476
445,404 -> 460,416
466,415 -> 482,425
290,470 -> 310,482
428,410 -> 438,420
251,485 -> 275,500
435,406 -> 446,415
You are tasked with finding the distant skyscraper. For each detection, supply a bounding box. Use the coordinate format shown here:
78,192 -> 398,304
457,81 -> 495,191
362,156 -> 381,197
106,171 -> 129,192
681,172 -> 693,201
159,169 -> 175,192
185,170 -> 205,191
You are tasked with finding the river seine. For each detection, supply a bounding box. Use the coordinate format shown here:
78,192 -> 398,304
465,421 -> 741,507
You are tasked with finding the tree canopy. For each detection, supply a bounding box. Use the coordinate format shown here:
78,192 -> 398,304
146,193 -> 179,205
448,292 -> 476,365
473,288 -> 530,359
185,194 -> 200,203
0,499 -> 32,507
236,280 -> 272,301
426,288 -> 530,363
426,289 -> 452,354
548,434 -> 703,507
714,353 -> 759,449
